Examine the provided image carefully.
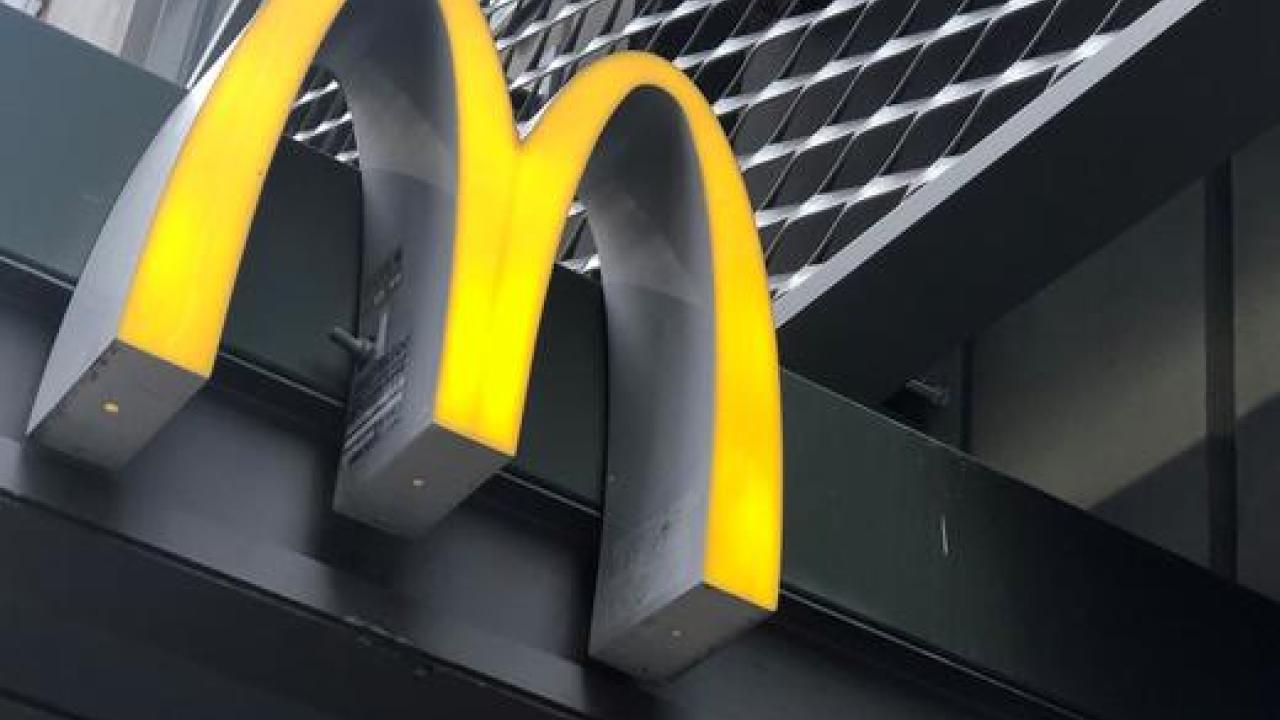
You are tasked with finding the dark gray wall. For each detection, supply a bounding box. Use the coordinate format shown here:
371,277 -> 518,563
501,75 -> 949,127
962,118 -> 1280,600
967,181 -> 1210,565
0,8 -> 179,278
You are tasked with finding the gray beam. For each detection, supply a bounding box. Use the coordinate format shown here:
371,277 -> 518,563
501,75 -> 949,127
2,269 -> 1278,720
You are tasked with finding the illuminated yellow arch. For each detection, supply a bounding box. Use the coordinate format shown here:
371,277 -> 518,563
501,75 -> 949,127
31,0 -> 780,678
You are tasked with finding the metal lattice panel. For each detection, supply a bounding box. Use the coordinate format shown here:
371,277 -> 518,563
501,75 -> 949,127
283,0 -> 1163,292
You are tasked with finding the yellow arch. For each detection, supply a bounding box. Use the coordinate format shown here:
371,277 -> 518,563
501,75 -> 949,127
115,0 -> 780,611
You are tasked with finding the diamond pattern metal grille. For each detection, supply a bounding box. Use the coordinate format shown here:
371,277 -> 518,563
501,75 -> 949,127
283,0 -> 1162,292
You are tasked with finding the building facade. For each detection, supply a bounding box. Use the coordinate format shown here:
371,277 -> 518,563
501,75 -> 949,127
0,0 -> 1278,718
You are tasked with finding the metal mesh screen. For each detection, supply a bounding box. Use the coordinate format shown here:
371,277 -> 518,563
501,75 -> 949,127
284,0 -> 1162,292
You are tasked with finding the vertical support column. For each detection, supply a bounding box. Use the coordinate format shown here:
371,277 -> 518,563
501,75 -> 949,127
1205,161 -> 1238,580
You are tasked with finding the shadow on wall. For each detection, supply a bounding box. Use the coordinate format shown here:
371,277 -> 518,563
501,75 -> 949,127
1093,393 -> 1280,603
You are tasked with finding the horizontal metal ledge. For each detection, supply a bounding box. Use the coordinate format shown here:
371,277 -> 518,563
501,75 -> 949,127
0,468 -> 628,720
3,257 -> 1280,720
0,464 -> 1085,720
0,256 -> 1078,720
